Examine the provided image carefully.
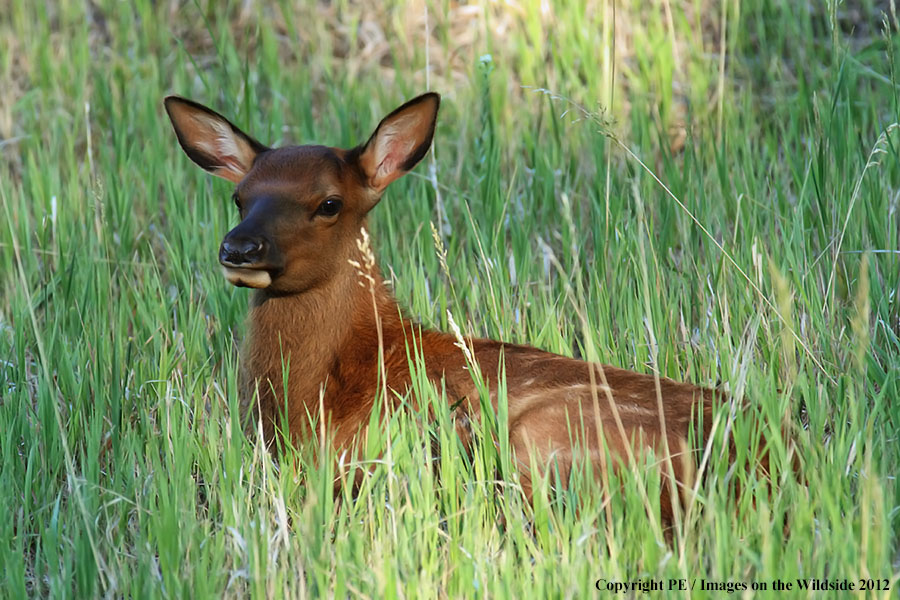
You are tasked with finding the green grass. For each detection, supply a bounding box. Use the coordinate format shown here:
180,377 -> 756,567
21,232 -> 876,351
2,0 -> 899,597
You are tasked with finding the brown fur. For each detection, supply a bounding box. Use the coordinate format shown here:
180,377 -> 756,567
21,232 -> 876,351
165,93 -> 749,524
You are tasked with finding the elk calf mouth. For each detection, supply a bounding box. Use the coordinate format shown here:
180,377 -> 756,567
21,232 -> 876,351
221,266 -> 272,288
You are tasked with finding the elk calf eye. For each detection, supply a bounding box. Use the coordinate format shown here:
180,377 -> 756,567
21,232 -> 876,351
316,197 -> 343,217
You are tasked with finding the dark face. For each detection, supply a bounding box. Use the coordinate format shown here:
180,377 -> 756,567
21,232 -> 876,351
164,92 -> 440,294
220,146 -> 371,293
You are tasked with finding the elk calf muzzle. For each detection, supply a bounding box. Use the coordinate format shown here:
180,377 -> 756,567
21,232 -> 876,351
219,234 -> 273,288
219,236 -> 266,267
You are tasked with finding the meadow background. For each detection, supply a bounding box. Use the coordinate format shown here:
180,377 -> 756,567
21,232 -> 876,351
2,0 -> 899,597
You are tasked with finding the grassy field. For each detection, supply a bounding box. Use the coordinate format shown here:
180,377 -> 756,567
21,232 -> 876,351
2,0 -> 899,597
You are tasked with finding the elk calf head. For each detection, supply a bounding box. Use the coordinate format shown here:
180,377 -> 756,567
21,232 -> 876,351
164,94 -> 440,293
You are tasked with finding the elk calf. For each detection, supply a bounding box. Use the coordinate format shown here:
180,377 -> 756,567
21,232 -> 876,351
165,93 -> 733,520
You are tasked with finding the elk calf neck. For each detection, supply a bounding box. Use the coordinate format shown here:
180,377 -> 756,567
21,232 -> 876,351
165,93 -> 727,518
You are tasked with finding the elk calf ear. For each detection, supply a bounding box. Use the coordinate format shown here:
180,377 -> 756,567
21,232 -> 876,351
358,93 -> 440,196
164,96 -> 268,183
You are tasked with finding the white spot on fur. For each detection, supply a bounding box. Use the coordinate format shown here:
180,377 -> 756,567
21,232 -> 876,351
569,383 -> 611,393
609,403 -> 657,416
222,267 -> 272,288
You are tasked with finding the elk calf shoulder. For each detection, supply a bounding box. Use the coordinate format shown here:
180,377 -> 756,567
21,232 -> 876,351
165,93 -> 732,520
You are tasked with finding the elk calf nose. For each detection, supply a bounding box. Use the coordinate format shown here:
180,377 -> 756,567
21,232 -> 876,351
219,236 -> 266,266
